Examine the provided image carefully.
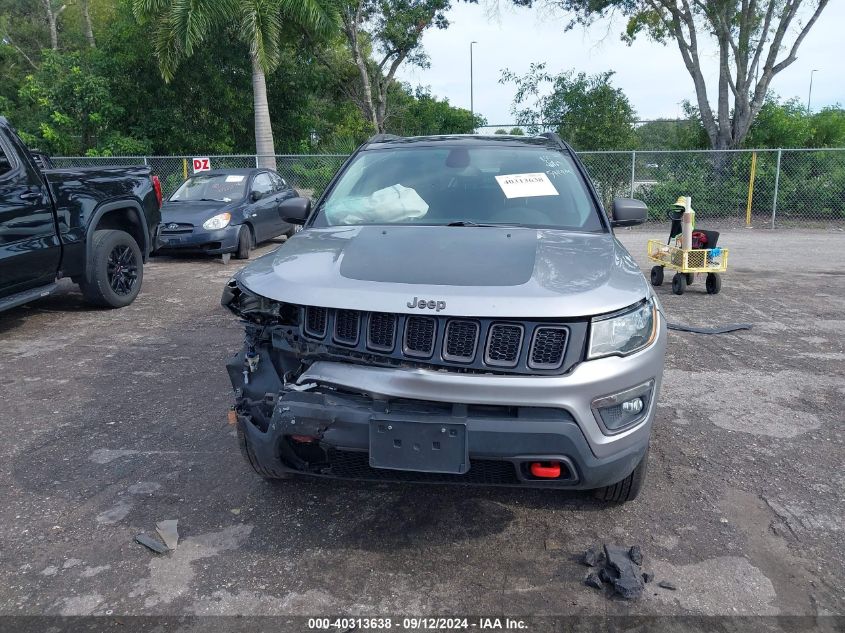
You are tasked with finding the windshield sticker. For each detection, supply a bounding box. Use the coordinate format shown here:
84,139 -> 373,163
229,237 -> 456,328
495,173 -> 559,198
225,175 -> 245,183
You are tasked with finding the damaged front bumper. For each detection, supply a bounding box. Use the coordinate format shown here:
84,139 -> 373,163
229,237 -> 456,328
225,312 -> 666,489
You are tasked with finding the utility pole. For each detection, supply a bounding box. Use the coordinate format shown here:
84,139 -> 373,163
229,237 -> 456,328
807,69 -> 819,113
470,41 -> 477,123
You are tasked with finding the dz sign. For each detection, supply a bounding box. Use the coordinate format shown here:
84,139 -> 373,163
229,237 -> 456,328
192,157 -> 211,173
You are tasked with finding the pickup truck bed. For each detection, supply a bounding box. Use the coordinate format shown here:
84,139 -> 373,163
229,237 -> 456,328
0,117 -> 161,312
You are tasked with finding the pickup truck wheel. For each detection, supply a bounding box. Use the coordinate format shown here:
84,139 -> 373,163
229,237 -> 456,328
80,230 -> 143,308
236,425 -> 294,480
234,226 -> 252,260
592,448 -> 648,503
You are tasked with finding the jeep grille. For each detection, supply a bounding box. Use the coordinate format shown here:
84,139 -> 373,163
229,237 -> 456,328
333,309 -> 359,346
484,324 -> 524,367
404,316 -> 437,357
298,307 -> 573,375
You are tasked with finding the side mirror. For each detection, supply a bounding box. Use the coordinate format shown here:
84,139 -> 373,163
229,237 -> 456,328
611,198 -> 648,227
250,190 -> 264,202
278,196 -> 311,225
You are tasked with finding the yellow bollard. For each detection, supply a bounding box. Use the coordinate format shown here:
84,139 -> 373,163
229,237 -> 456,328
183,158 -> 188,181
745,152 -> 757,226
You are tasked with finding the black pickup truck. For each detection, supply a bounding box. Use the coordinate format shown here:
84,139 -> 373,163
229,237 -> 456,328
0,117 -> 161,312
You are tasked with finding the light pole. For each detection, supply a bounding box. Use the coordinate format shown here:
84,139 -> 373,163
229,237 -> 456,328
807,69 -> 819,113
470,41 -> 478,123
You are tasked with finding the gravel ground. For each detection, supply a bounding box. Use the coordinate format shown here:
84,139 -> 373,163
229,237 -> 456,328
0,228 -> 843,622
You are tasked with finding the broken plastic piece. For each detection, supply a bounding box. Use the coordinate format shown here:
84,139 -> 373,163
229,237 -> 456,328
629,545 -> 643,565
582,545 -> 602,567
288,382 -> 317,392
604,544 -> 645,600
155,520 -> 179,550
658,580 -> 677,590
135,533 -> 168,554
584,572 -> 603,590
667,322 -> 752,334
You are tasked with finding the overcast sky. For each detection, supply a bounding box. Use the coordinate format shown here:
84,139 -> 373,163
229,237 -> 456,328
396,2 -> 845,127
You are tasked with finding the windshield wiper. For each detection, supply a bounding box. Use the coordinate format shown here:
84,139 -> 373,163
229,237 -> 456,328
446,220 -> 495,227
446,220 -> 526,228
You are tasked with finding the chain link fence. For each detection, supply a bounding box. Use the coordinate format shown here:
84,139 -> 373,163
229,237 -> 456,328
51,148 -> 845,228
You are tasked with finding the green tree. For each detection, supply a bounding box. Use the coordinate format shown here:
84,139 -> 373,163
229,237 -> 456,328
133,0 -> 336,168
500,64 -> 637,150
335,0 -> 452,132
810,107 -> 845,147
523,0 -> 831,149
384,84 -> 484,135
745,97 -> 812,148
16,49 -> 149,155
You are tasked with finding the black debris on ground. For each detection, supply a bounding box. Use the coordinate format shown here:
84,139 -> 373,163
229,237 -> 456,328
135,533 -> 168,554
658,580 -> 678,591
581,543 -> 662,600
582,545 -> 603,567
629,545 -> 643,565
584,572 -> 603,590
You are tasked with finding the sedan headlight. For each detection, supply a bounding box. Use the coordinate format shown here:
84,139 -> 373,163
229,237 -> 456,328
588,299 -> 657,359
203,213 -> 231,230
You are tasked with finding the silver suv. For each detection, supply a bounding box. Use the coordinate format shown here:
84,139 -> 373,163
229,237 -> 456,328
222,133 -> 666,502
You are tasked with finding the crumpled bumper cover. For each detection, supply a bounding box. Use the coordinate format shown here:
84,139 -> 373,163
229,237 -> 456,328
230,375 -> 648,490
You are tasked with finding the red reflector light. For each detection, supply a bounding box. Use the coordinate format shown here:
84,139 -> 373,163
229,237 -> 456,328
151,174 -> 163,207
530,461 -> 561,479
290,435 -> 317,444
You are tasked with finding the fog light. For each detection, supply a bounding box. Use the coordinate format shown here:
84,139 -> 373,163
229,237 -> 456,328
592,381 -> 654,434
622,398 -> 644,414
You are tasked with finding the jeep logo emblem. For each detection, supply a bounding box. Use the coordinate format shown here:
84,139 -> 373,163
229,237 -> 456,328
407,297 -> 446,312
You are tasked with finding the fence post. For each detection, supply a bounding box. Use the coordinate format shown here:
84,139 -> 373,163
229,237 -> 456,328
143,156 -> 149,166
255,155 -> 259,168
771,148 -> 782,229
630,150 -> 636,198
745,151 -> 758,226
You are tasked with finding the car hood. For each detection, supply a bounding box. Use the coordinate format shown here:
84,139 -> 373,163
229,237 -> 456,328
160,200 -> 239,225
236,225 -> 649,318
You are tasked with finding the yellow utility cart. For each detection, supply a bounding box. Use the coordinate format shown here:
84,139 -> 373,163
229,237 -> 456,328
647,197 -> 728,295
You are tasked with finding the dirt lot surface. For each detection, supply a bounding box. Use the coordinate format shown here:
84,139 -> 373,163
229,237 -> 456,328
1,228 -> 843,622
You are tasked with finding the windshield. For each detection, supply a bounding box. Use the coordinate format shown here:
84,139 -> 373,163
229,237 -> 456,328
170,173 -> 248,203
313,145 -> 604,232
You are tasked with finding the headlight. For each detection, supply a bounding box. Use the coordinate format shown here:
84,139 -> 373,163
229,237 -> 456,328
203,213 -> 231,230
588,299 -> 657,359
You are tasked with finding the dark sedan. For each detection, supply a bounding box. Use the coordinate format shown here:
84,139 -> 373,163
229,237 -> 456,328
156,168 -> 297,259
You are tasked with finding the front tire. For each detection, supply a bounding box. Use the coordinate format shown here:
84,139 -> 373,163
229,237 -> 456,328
80,230 -> 143,308
593,448 -> 649,503
234,226 -> 252,260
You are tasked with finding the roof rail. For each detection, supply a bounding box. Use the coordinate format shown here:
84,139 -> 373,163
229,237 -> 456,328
540,131 -> 576,153
364,133 -> 402,146
540,131 -> 564,146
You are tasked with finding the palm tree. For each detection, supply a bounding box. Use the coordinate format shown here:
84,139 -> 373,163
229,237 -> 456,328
133,0 -> 335,169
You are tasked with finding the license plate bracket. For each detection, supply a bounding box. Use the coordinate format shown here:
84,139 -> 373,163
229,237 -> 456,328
369,417 -> 468,474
